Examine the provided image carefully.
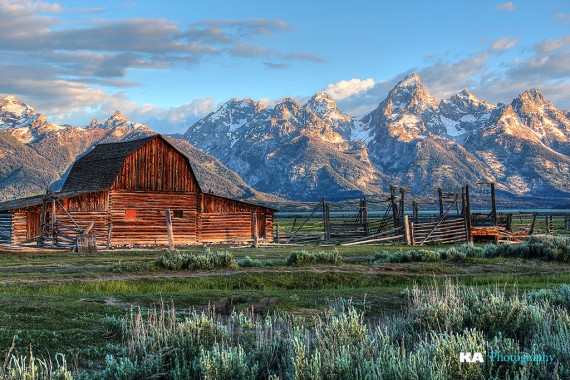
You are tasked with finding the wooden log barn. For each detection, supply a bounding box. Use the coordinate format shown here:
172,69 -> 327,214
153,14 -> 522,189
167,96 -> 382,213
0,135 -> 275,249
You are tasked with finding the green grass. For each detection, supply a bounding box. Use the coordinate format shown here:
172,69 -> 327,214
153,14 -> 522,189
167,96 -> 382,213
0,237 -> 569,377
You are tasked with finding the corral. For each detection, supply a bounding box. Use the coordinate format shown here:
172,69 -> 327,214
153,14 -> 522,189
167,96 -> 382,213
279,183 -> 568,246
0,135 -> 275,250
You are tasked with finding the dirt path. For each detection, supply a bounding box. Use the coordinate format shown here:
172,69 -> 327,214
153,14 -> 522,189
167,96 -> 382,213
1,261 -> 569,286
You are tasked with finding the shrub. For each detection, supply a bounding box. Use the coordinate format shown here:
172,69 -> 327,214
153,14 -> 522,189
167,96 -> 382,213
286,249 -> 341,266
156,249 -> 237,270
239,256 -> 267,268
374,249 -> 442,263
372,236 -> 570,264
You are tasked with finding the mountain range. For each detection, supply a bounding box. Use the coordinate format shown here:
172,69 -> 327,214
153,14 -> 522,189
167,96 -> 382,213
1,73 -> 569,207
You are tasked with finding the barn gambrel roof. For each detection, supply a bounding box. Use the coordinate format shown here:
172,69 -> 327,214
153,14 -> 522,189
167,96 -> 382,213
61,134 -> 201,193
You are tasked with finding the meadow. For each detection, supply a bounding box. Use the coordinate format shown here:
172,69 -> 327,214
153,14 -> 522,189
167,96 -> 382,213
0,235 -> 569,378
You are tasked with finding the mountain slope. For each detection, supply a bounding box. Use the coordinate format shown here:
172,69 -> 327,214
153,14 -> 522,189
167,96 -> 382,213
464,99 -> 570,196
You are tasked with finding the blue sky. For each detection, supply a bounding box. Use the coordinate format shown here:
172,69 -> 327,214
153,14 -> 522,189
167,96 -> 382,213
1,0 -> 570,133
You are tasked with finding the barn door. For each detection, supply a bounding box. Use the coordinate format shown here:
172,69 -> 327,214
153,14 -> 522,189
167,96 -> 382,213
26,210 -> 40,240
258,213 -> 266,239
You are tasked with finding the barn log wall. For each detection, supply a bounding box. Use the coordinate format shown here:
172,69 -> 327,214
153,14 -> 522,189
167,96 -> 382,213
0,213 -> 12,244
199,193 -> 274,243
198,212 -> 253,242
110,190 -> 198,246
113,137 -> 199,192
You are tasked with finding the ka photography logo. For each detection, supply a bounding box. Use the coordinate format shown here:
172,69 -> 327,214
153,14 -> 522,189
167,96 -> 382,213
460,351 -> 555,365
460,352 -> 484,363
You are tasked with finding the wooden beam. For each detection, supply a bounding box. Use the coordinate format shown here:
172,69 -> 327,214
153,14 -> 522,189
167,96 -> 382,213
399,188 -> 406,226
286,199 -> 323,243
529,213 -> 537,235
362,198 -> 369,236
83,221 -> 95,235
341,234 -> 405,246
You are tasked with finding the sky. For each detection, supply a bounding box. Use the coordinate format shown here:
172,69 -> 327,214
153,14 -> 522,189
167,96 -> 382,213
1,0 -> 570,133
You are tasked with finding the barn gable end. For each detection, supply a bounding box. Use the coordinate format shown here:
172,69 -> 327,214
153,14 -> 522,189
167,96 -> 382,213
113,135 -> 200,192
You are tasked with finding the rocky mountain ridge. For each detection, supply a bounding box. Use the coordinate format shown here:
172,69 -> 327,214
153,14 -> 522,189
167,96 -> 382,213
182,73 -> 570,202
1,72 -> 570,205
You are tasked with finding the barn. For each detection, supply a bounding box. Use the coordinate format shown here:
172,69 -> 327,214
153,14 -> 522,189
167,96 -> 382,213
0,135 -> 275,248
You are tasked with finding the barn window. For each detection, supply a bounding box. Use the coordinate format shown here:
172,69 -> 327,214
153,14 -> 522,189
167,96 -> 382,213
125,209 -> 137,219
173,210 -> 184,218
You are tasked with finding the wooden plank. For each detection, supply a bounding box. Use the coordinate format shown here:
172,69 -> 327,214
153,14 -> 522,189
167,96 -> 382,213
341,234 -> 405,246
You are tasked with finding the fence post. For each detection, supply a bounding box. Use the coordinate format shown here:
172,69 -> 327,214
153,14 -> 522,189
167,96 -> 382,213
165,209 -> 174,251
323,201 -> 331,241
362,198 -> 369,236
51,197 -> 57,246
252,212 -> 259,248
403,215 -> 412,246
465,185 -> 473,244
438,188 -> 444,217
390,185 -> 399,228
491,182 -> 497,226
106,222 -> 112,249
275,224 -> 280,243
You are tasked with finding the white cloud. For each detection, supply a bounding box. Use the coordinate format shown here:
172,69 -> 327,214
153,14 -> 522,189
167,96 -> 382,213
322,78 -> 375,100
495,2 -> 516,12
535,35 -> 570,54
491,37 -> 519,51
554,12 -> 570,26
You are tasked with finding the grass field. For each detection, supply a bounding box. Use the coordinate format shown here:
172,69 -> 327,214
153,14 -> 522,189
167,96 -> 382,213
0,236 -> 569,378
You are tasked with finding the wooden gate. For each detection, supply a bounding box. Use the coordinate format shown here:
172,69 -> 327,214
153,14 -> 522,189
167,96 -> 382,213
411,216 -> 468,246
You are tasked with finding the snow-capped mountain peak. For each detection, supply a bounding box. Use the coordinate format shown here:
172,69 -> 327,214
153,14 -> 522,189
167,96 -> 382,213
0,95 -> 64,136
0,95 -> 35,116
304,92 -> 353,140
100,110 -> 150,131
386,72 -> 439,112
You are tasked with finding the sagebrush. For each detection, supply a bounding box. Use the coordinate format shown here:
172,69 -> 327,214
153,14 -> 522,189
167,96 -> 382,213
155,248 -> 237,270
97,280 -> 570,379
